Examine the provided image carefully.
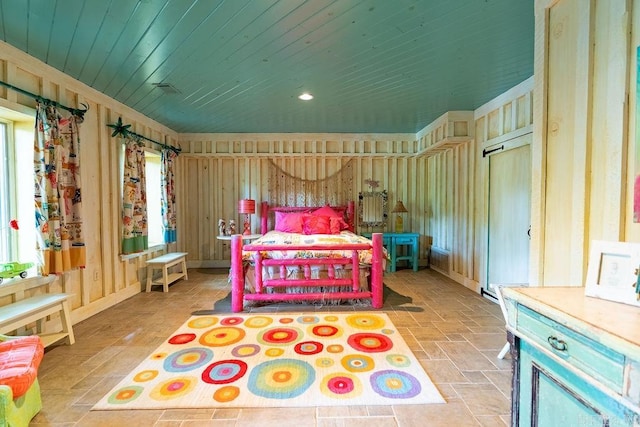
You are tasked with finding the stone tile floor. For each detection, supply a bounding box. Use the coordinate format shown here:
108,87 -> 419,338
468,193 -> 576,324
32,268 -> 512,426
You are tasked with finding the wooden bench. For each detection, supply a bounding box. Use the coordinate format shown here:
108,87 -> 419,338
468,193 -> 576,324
145,252 -> 188,292
0,293 -> 75,348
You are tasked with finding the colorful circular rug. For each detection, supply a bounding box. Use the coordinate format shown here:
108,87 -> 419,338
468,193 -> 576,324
92,312 -> 444,409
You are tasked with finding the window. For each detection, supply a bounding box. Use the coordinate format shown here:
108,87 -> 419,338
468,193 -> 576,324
0,108 -> 36,267
120,144 -> 165,251
0,120 -> 13,261
145,150 -> 163,247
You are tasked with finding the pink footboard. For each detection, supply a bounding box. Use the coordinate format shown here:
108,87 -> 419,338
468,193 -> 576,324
230,233 -> 384,313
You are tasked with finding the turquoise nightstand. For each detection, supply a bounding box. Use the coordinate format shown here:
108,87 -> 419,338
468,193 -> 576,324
363,232 -> 419,272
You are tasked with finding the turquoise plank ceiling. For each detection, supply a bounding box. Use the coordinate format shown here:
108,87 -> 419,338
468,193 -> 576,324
0,0 -> 534,134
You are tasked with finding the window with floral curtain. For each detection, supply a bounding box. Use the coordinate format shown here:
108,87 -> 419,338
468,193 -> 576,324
33,102 -> 86,274
121,137 -> 148,254
161,149 -> 177,243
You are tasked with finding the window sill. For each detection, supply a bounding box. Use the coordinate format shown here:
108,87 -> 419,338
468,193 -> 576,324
120,244 -> 167,261
0,274 -> 56,298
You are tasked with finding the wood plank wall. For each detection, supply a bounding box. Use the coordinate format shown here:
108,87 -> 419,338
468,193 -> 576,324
0,41 -> 179,326
177,112 -> 481,293
533,0 -> 632,286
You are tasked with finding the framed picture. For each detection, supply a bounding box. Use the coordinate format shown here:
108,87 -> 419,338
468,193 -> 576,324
585,240 -> 640,307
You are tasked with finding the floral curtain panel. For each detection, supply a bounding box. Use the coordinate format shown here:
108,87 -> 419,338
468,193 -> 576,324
121,137 -> 148,254
33,102 -> 86,275
161,149 -> 177,243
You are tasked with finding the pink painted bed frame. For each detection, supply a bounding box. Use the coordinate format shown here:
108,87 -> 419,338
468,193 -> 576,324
229,201 -> 384,312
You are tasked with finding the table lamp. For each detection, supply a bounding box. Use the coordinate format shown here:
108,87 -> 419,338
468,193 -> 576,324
238,199 -> 256,235
391,200 -> 408,233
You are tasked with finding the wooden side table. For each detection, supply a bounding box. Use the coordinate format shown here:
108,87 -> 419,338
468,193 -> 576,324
363,232 -> 419,272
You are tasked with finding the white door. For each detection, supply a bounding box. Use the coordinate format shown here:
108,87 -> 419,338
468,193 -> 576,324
485,134 -> 531,296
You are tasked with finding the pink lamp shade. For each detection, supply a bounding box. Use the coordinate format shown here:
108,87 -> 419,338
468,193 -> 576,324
238,199 -> 255,235
238,199 -> 256,214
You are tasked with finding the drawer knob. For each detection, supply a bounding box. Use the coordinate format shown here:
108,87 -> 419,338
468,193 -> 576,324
547,336 -> 568,352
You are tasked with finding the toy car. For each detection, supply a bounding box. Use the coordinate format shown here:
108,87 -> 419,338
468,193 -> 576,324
0,262 -> 35,284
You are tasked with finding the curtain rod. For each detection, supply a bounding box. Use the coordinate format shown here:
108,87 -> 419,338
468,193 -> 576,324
0,80 -> 88,119
107,117 -> 181,154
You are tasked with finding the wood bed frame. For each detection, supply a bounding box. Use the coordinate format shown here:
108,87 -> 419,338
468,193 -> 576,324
229,201 -> 384,312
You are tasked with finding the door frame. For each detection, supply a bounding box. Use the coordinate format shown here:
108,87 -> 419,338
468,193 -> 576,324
481,132 -> 533,299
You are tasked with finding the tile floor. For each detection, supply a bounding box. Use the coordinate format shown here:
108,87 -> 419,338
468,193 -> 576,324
32,267 -> 512,426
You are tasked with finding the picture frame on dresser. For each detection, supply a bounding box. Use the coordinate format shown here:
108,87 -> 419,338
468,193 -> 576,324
584,240 -> 640,307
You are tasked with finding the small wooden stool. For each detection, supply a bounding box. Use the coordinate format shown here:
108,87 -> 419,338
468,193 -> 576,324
145,252 -> 188,292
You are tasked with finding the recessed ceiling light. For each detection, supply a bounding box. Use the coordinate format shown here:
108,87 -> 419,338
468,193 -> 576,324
298,92 -> 313,101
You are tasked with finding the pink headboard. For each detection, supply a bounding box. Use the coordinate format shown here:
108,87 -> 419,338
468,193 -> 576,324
259,201 -> 355,234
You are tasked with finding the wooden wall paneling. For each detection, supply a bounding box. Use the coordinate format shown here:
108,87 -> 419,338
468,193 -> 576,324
453,147 -> 466,282
259,158 -> 269,208
199,157 -> 212,262
430,156 -> 440,247
208,156 -> 216,262
471,137 -> 481,282
542,0 -> 591,286
459,146 -> 470,278
184,157 -> 201,262
249,156 -> 258,233
438,154 -> 447,249
475,115 -> 488,288
224,157 -> 238,230
427,156 -> 435,246
318,153 -> 326,183
627,0 -> 640,242
382,158 -> 390,233
210,156 -> 220,262
588,1 -> 629,242
445,152 -> 453,253
460,147 -> 469,278
106,108 -> 121,294
469,142 -> 478,283
416,157 -> 427,251
176,154 -> 186,256
13,66 -> 39,108
406,157 -> 416,236
80,97 -> 100,306
504,102 -> 513,134
450,150 -> 459,275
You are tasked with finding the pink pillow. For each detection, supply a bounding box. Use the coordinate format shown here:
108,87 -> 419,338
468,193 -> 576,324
313,205 -> 350,231
303,215 -> 331,234
330,216 -> 349,234
313,205 -> 341,218
275,212 -> 305,233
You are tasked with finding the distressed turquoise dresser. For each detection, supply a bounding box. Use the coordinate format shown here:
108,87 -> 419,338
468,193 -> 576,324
502,287 -> 640,426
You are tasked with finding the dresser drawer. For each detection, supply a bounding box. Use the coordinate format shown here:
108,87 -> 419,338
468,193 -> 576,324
517,304 -> 625,392
394,236 -> 415,245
